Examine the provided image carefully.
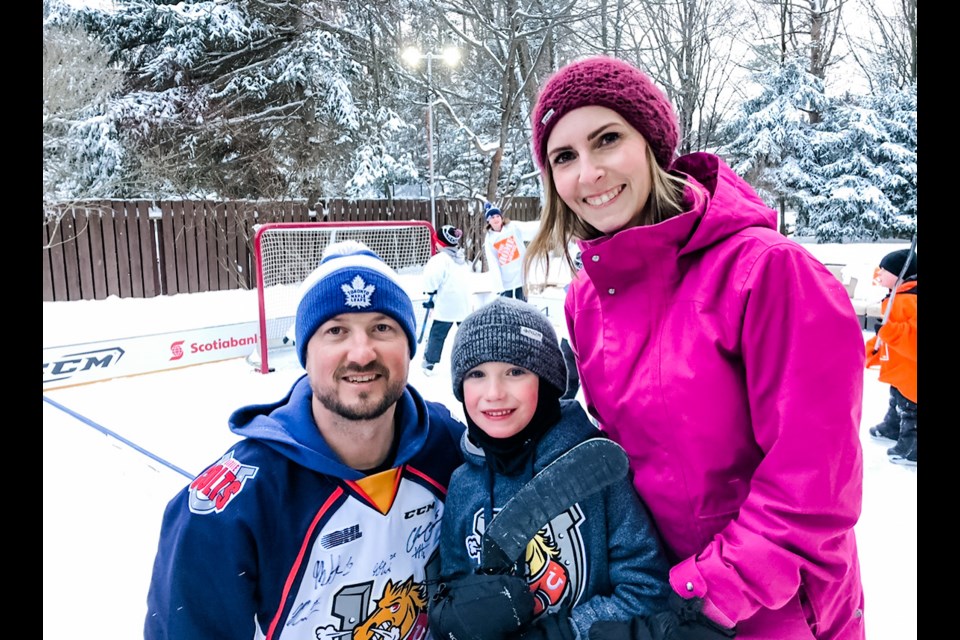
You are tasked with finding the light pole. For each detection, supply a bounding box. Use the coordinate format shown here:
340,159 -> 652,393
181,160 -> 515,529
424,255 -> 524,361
402,46 -> 460,231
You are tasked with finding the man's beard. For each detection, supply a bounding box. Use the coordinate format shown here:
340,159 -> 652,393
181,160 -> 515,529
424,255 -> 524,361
314,365 -> 406,421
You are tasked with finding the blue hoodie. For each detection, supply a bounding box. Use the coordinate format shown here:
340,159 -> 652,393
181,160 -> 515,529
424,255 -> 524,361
438,400 -> 671,637
145,374 -> 465,640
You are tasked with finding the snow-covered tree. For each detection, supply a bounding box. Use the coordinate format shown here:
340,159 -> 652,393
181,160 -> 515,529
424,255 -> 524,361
43,0 -> 916,245
43,0 -> 125,203
80,1 -> 374,201
845,0 -> 916,90
345,109 -> 419,199
627,0 -> 749,154
799,81 -> 916,241
720,51 -> 827,234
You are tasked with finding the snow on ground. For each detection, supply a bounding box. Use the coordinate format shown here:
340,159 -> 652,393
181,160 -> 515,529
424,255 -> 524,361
42,240 -> 916,640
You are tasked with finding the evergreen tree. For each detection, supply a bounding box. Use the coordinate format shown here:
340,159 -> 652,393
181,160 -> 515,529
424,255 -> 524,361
720,51 -> 827,235
80,0 -> 409,202
800,80 -> 916,242
43,0 -> 125,202
43,0 -> 917,244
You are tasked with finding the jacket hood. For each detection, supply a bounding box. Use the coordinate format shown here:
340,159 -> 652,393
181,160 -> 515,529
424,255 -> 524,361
575,153 -> 777,288
670,152 -> 776,256
228,374 -> 433,481
459,399 -> 599,471
440,246 -> 466,265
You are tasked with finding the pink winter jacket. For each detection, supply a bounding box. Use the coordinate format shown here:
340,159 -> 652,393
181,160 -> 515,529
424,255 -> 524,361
565,153 -> 866,640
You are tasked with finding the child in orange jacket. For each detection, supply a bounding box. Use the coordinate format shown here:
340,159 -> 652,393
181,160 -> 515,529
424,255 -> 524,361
865,249 -> 917,466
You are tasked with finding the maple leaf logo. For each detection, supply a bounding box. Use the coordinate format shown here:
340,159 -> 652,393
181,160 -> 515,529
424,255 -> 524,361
341,275 -> 375,308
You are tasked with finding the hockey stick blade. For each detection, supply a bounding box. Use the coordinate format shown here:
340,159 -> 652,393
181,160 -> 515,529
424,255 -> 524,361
480,438 -> 629,573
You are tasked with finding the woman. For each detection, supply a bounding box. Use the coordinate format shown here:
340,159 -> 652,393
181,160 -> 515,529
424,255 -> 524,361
524,56 -> 867,640
483,202 -> 528,301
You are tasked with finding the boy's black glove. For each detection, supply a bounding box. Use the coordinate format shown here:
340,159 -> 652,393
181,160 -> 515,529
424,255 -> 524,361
423,299 -> 435,309
589,593 -> 736,640
518,612 -> 577,640
428,572 -> 534,640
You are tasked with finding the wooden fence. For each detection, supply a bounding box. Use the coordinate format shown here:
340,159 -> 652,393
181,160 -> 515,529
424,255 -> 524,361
42,197 -> 542,302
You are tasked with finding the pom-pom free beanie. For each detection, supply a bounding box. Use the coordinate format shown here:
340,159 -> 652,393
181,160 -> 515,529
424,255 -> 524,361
880,249 -> 918,280
438,224 -> 462,247
531,56 -> 680,172
484,202 -> 502,220
295,240 -> 417,365
450,297 -> 567,401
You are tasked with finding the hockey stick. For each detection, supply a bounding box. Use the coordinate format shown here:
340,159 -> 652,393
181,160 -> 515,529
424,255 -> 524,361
480,437 -> 629,574
873,234 -> 917,354
417,292 -> 435,344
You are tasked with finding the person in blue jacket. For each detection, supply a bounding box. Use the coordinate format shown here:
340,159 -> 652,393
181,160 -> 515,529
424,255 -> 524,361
144,240 -> 465,640
429,297 -> 671,640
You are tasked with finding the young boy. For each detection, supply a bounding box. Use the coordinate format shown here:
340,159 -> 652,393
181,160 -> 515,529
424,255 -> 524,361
483,202 -> 528,301
429,297 -> 671,639
865,248 -> 918,466
420,224 -> 471,374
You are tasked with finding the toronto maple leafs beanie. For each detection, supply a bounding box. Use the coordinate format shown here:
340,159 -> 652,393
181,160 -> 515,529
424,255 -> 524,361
484,202 -> 502,220
450,296 -> 567,402
295,240 -> 417,365
531,56 -> 679,172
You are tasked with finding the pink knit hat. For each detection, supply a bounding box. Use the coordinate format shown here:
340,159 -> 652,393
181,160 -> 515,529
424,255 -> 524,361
531,56 -> 680,172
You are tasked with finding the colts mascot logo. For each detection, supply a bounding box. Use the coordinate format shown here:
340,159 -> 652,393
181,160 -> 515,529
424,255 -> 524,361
343,576 -> 428,640
526,528 -> 568,615
342,275 -> 375,308
466,506 -> 588,617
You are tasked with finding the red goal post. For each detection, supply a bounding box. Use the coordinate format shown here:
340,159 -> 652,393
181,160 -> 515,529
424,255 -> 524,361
251,220 -> 437,373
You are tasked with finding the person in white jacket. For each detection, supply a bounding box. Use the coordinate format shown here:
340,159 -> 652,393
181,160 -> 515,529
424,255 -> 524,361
421,225 -> 472,374
483,202 -> 527,301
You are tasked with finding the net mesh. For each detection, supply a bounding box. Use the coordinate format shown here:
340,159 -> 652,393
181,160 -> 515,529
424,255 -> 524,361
253,222 -> 434,371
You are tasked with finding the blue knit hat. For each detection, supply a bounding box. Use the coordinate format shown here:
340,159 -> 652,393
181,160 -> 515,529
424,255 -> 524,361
484,202 -> 502,220
295,240 -> 417,365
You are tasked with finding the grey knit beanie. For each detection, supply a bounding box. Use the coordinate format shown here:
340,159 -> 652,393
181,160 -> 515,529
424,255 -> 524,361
451,297 -> 567,401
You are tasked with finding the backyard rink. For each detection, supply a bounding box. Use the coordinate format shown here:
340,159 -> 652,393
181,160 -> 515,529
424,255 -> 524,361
43,334 -> 916,640
43,239 -> 916,640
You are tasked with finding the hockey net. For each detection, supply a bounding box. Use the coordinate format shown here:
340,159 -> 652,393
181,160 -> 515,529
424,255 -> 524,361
251,221 -> 436,373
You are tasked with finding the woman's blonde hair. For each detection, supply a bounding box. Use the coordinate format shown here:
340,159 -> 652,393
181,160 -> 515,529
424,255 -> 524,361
524,144 -> 696,288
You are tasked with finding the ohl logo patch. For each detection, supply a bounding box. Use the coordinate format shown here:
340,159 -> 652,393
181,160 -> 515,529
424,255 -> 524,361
188,450 -> 259,514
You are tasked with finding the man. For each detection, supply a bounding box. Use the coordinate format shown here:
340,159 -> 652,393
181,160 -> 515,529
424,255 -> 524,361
144,241 -> 466,639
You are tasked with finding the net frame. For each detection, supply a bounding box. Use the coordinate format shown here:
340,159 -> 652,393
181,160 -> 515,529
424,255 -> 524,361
252,220 -> 437,373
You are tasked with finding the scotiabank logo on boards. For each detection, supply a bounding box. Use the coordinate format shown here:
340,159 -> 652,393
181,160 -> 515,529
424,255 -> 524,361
44,347 -> 126,385
170,334 -> 258,361
170,341 -> 186,360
